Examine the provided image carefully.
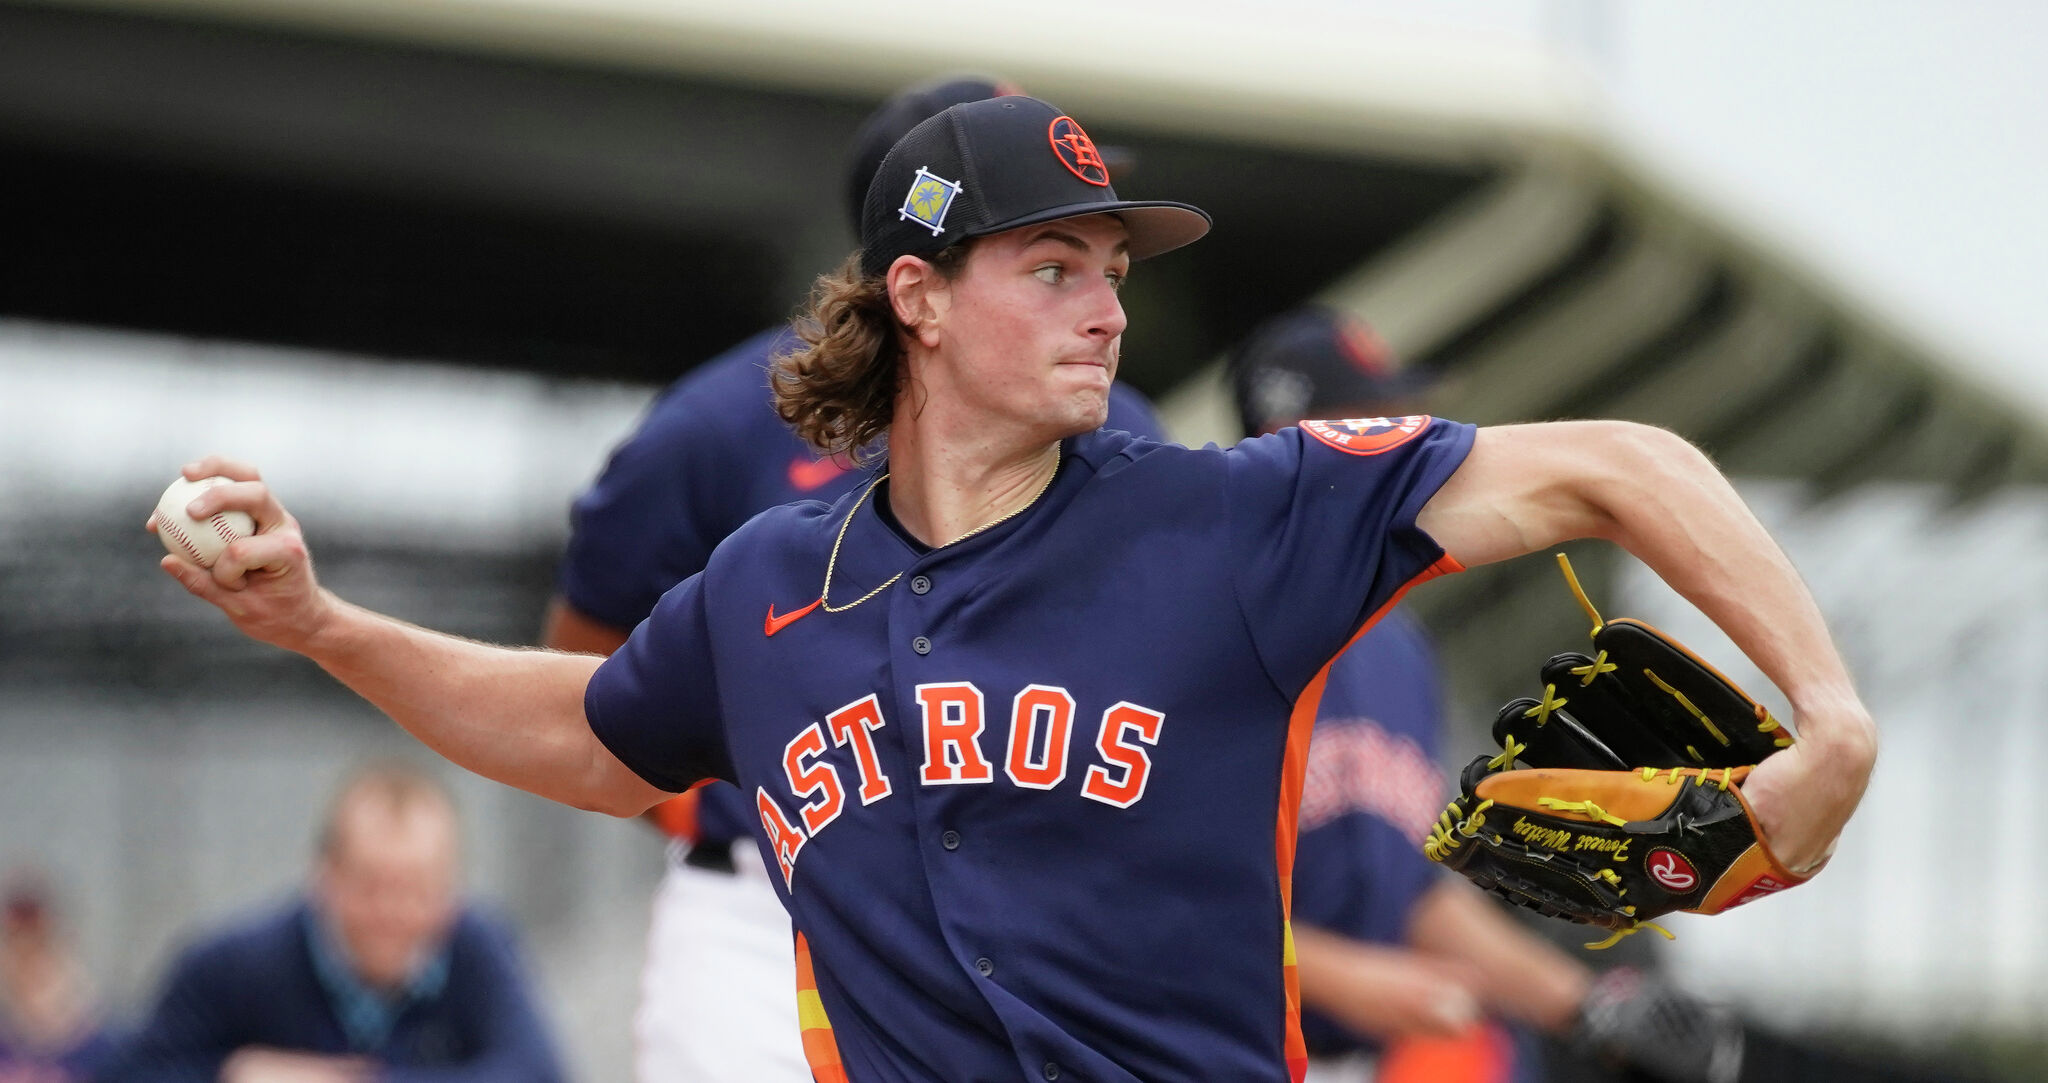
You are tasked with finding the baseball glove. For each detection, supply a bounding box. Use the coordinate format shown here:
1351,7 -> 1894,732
1424,555 -> 1809,948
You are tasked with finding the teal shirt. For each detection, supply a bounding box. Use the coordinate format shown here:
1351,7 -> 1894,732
304,903 -> 452,1053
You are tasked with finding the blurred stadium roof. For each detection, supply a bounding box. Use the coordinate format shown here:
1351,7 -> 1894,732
6,0 -> 2041,499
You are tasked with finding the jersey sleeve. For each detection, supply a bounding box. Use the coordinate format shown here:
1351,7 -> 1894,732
584,573 -> 734,793
556,394 -> 745,632
1225,417 -> 1475,698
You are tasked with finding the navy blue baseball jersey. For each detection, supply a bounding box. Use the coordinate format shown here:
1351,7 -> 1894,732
584,417 -> 1475,1083
558,326 -> 1167,846
1288,609 -> 1454,1057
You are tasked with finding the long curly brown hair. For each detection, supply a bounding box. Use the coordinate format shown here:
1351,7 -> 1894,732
772,246 -> 971,461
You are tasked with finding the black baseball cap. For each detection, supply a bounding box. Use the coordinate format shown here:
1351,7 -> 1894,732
843,75 -> 1023,234
858,96 -> 1210,277
1227,306 -> 1433,436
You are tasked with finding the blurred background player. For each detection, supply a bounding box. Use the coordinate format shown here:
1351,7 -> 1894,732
1229,306 -> 1746,1083
0,872 -> 113,1083
541,74 -> 1170,1082
102,762 -> 565,1083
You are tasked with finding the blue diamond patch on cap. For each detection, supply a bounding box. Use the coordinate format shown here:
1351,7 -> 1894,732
899,167 -> 964,237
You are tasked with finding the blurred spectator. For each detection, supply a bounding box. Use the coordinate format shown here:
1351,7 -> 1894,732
0,873 -> 114,1082
101,763 -> 565,1083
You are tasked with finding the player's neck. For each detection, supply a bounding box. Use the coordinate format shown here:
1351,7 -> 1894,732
883,423 -> 1061,549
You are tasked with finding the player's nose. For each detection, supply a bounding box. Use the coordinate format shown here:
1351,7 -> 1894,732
1082,281 -> 1127,341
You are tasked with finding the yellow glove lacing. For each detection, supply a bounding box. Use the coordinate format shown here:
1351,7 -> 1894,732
1585,919 -> 1675,951
1757,712 -> 1794,749
1639,765 -> 1736,790
1642,668 -> 1732,748
1486,735 -> 1528,773
1525,685 -> 1568,725
1557,552 -> 1604,635
1534,797 -> 1627,827
1422,798 -> 1494,862
1568,651 -> 1617,685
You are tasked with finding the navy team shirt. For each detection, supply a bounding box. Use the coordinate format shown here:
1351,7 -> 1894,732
558,326 -> 1166,845
585,417 -> 1474,1083
1289,610 -> 1454,1057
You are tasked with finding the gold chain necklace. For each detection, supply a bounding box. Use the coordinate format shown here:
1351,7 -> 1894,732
821,449 -> 1060,615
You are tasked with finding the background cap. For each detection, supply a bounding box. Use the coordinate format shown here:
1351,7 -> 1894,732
858,96 -> 1209,276
842,74 -> 1023,234
1226,305 -> 1434,436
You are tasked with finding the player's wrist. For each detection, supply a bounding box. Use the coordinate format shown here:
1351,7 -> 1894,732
292,590 -> 367,659
1793,703 -> 1878,770
1786,679 -> 1875,736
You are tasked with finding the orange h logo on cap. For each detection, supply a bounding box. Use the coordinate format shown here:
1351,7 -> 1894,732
1048,116 -> 1110,186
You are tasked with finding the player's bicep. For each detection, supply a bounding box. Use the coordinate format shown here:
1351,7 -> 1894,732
1416,420 -> 1665,569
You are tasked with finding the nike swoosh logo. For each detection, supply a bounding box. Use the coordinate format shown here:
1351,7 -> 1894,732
788,456 -> 851,492
764,597 -> 823,637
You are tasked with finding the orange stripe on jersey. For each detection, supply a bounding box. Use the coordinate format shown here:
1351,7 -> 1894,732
794,933 -> 848,1083
1274,552 -> 1463,1083
1378,1023 -> 1515,1083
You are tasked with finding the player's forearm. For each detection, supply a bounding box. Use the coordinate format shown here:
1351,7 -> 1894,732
1291,922 -> 1480,1040
1590,429 -> 1876,869
300,594 -> 645,816
1580,426 -> 1872,757
1428,423 -> 1874,760
1406,881 -> 1588,1034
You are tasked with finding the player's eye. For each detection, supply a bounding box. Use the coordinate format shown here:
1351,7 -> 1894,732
1032,264 -> 1065,285
1105,269 -> 1128,292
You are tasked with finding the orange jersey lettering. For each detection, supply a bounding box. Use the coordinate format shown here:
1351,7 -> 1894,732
916,682 -> 995,785
783,722 -> 848,836
1082,702 -> 1165,808
756,786 -> 809,889
826,694 -> 895,805
1005,684 -> 1076,790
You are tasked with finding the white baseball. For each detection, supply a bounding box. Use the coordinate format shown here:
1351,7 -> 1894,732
154,476 -> 256,569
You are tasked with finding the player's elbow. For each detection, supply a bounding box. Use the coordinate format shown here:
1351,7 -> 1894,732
558,742 -> 667,818
1566,421 -> 1715,540
1617,420 -> 1711,474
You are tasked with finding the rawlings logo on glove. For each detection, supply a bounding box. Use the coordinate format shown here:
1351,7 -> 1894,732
1425,555 -> 1811,948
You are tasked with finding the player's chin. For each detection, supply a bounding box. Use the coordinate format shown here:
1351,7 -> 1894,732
1050,377 -> 1110,432
1054,361 -> 1112,398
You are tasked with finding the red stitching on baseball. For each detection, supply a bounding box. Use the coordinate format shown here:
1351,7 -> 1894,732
155,512 -> 208,565
209,515 -> 241,543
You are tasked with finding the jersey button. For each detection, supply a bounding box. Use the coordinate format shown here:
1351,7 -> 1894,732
912,635 -> 932,655
910,574 -> 932,595
941,830 -> 961,851
975,957 -> 994,976
1042,1063 -> 1060,1080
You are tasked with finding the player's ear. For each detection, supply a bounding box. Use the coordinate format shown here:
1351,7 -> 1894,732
886,255 -> 948,348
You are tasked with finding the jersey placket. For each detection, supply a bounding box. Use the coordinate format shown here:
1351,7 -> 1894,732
881,535 -> 1026,1055
878,495 -> 1096,1083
